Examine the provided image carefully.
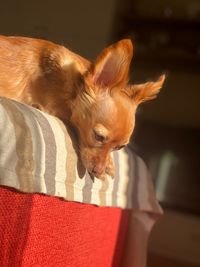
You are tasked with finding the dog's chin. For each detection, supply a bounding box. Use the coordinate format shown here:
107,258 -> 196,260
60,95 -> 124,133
80,161 -> 115,180
84,164 -> 105,180
83,162 -> 107,180
79,147 -> 114,180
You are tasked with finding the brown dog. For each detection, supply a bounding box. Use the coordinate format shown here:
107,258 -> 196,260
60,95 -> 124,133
0,35 -> 165,179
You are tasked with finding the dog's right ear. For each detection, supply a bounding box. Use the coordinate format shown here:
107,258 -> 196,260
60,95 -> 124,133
87,39 -> 133,89
126,75 -> 166,105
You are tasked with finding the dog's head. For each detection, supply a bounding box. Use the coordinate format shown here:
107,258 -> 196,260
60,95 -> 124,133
70,39 -> 165,177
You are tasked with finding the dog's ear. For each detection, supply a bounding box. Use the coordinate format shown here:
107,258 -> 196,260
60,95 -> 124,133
88,39 -> 133,88
126,75 -> 166,105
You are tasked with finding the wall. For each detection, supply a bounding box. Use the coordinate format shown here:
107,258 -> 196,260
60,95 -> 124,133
0,0 -> 116,59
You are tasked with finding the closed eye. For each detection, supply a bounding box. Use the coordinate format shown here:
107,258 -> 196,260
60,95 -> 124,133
94,130 -> 106,143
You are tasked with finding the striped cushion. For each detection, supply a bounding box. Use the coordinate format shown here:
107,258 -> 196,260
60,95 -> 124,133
0,97 -> 162,213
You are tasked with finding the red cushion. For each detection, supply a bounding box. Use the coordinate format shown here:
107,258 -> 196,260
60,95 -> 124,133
0,187 -> 129,267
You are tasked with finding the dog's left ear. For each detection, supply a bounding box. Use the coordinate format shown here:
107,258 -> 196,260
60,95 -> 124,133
126,75 -> 166,105
88,39 -> 133,88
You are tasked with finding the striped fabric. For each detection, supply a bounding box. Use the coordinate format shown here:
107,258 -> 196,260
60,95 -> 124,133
0,97 -> 162,214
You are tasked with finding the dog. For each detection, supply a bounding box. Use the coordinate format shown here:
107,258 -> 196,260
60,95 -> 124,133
0,35 -> 165,179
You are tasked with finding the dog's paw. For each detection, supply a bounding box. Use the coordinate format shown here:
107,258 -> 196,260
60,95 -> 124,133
105,156 -> 115,178
97,173 -> 107,181
89,170 -> 107,181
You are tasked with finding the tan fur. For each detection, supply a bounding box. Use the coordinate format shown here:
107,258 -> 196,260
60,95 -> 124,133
0,35 -> 165,179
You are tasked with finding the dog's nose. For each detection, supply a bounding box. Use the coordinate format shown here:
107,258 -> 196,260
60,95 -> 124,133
92,164 -> 105,177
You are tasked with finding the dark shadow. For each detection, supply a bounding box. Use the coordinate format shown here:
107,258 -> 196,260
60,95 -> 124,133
111,209 -> 130,267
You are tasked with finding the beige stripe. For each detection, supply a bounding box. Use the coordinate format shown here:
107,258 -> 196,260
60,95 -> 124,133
57,121 -> 78,201
99,178 -> 109,206
1,99 -> 34,191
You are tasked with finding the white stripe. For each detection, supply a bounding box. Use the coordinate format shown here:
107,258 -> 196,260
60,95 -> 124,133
0,103 -> 18,169
105,176 -> 114,206
0,102 -> 19,187
116,149 -> 129,208
104,152 -> 115,206
91,177 -> 103,205
73,171 -> 86,202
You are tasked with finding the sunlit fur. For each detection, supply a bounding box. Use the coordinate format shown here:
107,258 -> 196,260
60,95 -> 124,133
0,35 -> 165,179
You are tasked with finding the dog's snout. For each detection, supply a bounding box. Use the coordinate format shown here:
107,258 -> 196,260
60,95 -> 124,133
92,163 -> 105,177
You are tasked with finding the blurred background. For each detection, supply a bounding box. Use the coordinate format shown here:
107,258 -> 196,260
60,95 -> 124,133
0,0 -> 199,266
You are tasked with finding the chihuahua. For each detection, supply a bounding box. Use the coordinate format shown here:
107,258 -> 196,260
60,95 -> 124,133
0,35 -> 165,179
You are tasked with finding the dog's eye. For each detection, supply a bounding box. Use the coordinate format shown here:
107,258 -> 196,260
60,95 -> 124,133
94,131 -> 105,143
114,145 -> 126,151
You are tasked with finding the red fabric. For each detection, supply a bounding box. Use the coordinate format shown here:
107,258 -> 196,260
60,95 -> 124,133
0,187 -> 129,267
